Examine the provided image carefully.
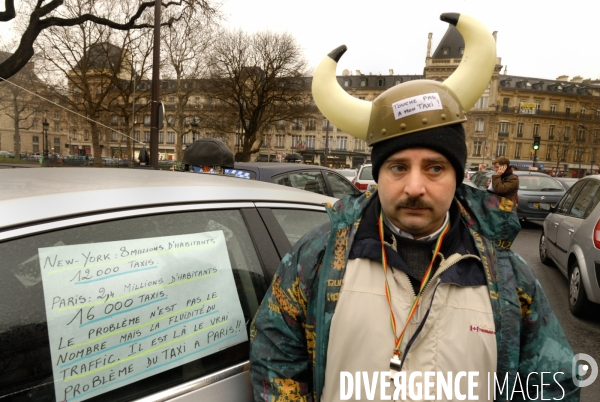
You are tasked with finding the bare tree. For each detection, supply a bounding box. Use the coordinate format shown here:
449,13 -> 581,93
0,0 -> 218,81
0,52 -> 40,157
549,125 -> 578,176
37,1 -> 142,166
161,7 -> 219,162
204,29 -> 312,162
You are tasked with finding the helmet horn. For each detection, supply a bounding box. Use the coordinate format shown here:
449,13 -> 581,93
311,45 -> 371,140
441,13 -> 496,111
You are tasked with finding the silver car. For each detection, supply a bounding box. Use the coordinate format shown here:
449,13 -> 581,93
0,168 -> 336,401
539,174 -> 600,316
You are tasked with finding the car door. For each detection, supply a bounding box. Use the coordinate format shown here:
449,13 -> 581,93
322,170 -> 361,198
555,180 -> 600,270
272,170 -> 327,196
546,180 -> 586,266
0,203 -> 285,402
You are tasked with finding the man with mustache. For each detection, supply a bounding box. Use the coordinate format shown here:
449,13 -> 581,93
249,13 -> 578,402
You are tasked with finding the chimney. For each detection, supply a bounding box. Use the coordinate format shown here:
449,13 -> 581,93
556,75 -> 569,82
389,69 -> 394,75
570,75 -> 583,83
356,70 -> 362,75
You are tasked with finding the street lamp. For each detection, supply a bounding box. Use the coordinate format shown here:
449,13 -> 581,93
42,118 -> 50,160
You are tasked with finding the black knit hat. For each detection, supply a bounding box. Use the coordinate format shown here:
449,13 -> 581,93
371,123 -> 466,185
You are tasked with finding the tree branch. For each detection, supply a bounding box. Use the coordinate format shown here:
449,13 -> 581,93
0,0 -> 16,22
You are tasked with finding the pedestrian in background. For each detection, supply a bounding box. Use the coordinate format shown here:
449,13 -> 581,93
487,156 -> 519,202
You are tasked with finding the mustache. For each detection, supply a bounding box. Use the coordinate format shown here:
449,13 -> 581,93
396,197 -> 433,209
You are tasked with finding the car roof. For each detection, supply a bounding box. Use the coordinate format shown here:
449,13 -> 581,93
0,168 -> 337,230
512,170 -> 550,176
234,162 -> 337,180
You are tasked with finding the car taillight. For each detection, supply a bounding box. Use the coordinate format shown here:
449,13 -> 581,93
594,219 -> 600,249
356,183 -> 369,190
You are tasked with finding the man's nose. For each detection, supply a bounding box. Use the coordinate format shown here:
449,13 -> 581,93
403,170 -> 426,196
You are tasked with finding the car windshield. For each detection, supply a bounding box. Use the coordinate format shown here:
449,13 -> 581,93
338,170 -> 356,178
359,166 -> 373,180
519,176 -> 564,191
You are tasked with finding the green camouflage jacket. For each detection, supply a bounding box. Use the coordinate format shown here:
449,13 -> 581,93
249,184 -> 579,401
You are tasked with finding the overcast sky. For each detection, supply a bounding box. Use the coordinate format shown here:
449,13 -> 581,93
1,0 -> 597,82
219,0 -> 599,81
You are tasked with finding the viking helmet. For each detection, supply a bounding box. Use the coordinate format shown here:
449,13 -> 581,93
311,13 -> 496,146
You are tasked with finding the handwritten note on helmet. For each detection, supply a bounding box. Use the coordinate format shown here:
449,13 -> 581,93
392,93 -> 443,120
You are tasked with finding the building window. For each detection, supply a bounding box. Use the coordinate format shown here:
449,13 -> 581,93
336,136 -> 347,150
545,149 -> 552,161
169,97 -> 175,106
377,78 -> 384,87
502,98 -> 510,112
32,136 -> 39,153
473,96 -> 489,110
306,135 -> 315,149
134,131 -> 140,141
594,129 -> 600,144
442,47 -> 449,55
71,130 -> 78,141
581,107 -> 586,116
514,143 -> 521,159
32,119 -> 38,130
306,117 -> 316,131
596,110 -> 600,120
167,132 -> 175,144
111,115 -> 119,126
85,130 -> 90,141
159,131 -> 164,143
355,139 -> 365,151
498,121 -> 509,137
496,142 -> 507,157
144,131 -> 150,142
194,97 -> 200,107
54,111 -> 59,119
53,138 -> 60,153
548,125 -> 555,140
322,118 -> 333,131
475,118 -> 484,133
360,80 -> 366,87
533,124 -> 540,136
344,80 -> 350,87
395,79 -> 401,85
564,126 -> 570,141
275,134 -> 285,148
144,115 -> 151,127
516,122 -> 524,138
54,122 -> 59,131
550,104 -> 556,114
566,105 -> 571,117
291,135 -> 302,149
472,141 -> 482,157
575,147 -> 584,162
183,133 -> 191,145
577,127 -> 586,142
111,131 -> 118,142
536,102 -> 541,114
292,119 -> 302,130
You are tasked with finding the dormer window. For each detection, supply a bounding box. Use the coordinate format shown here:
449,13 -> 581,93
377,78 -> 384,87
360,79 -> 366,87
344,80 -> 350,87
459,47 -> 464,55
442,47 -> 449,55
395,79 -> 401,85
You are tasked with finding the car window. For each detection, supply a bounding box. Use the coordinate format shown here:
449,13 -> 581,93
273,171 -> 326,195
518,176 -> 563,191
556,180 -> 586,214
0,209 -> 266,402
271,209 -> 331,246
358,166 -> 373,180
325,171 -> 359,198
568,180 -> 600,218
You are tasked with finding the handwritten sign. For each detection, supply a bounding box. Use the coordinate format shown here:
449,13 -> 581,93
392,93 -> 443,120
38,231 -> 247,402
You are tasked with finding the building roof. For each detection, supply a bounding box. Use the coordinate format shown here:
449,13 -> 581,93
432,25 -> 464,59
498,74 -> 600,95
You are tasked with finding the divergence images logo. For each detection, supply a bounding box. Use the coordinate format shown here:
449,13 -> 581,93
573,353 -> 598,388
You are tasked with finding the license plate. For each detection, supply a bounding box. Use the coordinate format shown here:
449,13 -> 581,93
532,202 -> 553,210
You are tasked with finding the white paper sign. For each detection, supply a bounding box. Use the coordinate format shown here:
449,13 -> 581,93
392,92 -> 443,119
38,231 -> 247,402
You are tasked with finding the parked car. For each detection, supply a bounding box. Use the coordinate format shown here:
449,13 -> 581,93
539,175 -> 600,316
352,163 -> 377,192
553,177 -> 579,191
512,171 -> 565,221
336,168 -> 357,182
231,162 -> 361,199
0,168 -> 336,401
471,170 -> 565,221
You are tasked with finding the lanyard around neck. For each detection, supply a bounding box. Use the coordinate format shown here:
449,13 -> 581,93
377,211 -> 449,357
